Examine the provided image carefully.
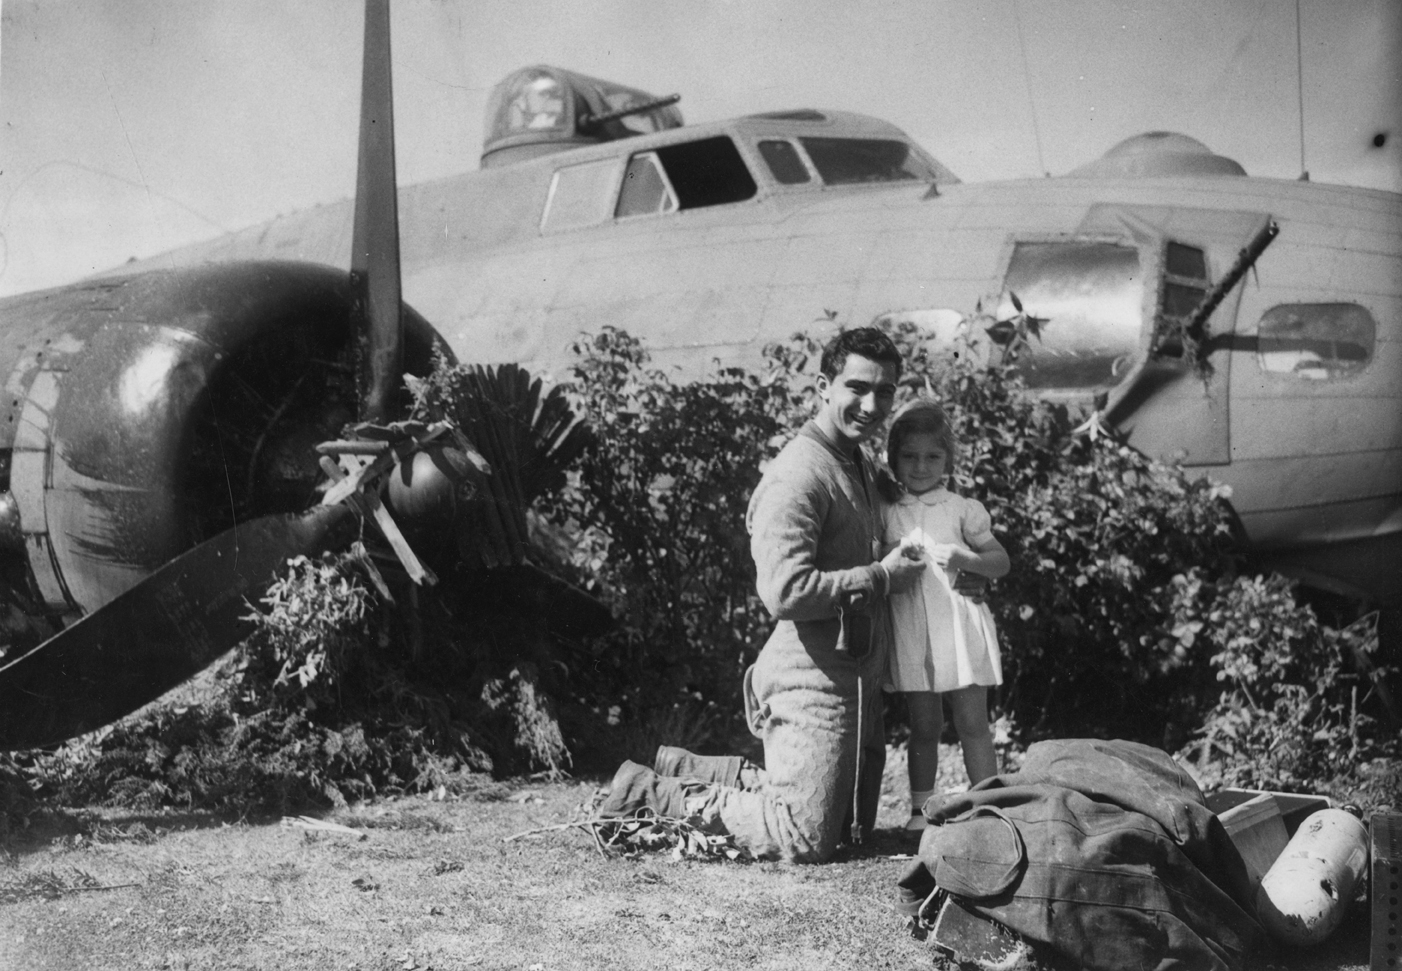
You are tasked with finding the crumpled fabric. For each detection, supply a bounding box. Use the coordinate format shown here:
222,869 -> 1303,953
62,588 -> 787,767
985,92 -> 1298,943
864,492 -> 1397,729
897,738 -> 1264,971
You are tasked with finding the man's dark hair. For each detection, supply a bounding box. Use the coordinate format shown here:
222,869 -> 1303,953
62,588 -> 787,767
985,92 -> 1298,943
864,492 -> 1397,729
819,327 -> 903,379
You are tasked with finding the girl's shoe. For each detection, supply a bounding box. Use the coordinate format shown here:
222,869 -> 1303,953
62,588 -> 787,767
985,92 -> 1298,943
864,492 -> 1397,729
905,813 -> 927,832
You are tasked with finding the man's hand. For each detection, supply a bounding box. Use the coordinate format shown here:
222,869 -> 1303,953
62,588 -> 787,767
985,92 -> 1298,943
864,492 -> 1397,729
952,571 -> 989,602
880,543 -> 925,593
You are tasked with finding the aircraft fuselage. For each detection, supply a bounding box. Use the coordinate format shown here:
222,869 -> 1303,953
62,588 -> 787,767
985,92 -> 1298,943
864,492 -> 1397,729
116,109 -> 1402,603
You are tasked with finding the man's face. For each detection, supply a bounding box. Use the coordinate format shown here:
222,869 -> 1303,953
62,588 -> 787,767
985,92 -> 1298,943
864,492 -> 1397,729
816,354 -> 900,446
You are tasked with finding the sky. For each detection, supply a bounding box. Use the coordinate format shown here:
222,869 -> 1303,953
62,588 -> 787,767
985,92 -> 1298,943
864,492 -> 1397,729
1,0 -> 1398,298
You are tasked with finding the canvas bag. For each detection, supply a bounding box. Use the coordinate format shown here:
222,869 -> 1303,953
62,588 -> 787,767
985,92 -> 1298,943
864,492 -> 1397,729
897,739 -> 1264,971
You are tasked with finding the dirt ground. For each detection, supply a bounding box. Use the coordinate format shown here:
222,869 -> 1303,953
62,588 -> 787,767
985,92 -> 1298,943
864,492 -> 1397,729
0,745 -> 1376,971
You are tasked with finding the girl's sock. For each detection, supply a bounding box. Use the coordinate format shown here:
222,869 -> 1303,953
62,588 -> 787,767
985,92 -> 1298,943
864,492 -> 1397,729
909,787 -> 935,816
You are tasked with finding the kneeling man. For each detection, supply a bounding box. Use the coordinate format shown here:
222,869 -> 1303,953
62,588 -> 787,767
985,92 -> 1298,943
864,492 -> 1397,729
600,327 -> 922,862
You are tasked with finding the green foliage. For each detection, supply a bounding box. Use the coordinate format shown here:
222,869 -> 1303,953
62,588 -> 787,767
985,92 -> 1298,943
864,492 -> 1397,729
407,359 -> 591,569
482,664 -> 572,775
879,309 -> 1239,743
17,318 -> 1392,819
22,549 -> 497,816
1172,573 -> 1400,808
244,549 -> 382,705
547,315 -> 1395,806
547,319 -> 1241,751
538,327 -> 795,745
588,809 -> 750,862
19,360 -> 603,816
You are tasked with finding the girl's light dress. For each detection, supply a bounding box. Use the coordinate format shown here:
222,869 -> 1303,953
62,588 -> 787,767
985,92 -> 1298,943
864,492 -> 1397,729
884,487 -> 1002,693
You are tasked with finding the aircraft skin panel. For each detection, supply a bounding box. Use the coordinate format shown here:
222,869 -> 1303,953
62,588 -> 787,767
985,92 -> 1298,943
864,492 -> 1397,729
1236,491 -> 1402,550
1226,447 -> 1401,538
863,228 -> 1001,284
945,196 -> 1088,234
851,279 -> 988,330
111,200 -> 355,278
560,235 -> 783,303
558,286 -> 773,357
1230,394 -> 1402,461
1324,248 -> 1402,298
398,168 -> 549,260
417,247 -> 575,367
761,284 -> 861,341
772,231 -> 878,287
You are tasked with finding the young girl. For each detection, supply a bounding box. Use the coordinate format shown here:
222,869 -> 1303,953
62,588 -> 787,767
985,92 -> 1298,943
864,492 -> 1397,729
882,399 -> 1010,831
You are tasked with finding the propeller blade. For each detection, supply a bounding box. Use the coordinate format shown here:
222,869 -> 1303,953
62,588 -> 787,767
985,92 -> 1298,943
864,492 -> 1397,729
350,0 -> 403,424
0,505 -> 358,751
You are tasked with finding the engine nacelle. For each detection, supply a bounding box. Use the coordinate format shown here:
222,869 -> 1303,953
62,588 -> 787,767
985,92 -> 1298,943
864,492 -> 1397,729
0,261 -> 447,637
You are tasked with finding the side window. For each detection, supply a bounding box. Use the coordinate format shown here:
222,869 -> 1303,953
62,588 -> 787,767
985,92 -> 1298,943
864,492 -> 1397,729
615,153 -> 678,218
653,136 -> 757,210
798,137 -> 933,184
541,158 -> 622,233
758,140 -> 811,185
1153,241 -> 1210,357
1256,303 -> 1376,378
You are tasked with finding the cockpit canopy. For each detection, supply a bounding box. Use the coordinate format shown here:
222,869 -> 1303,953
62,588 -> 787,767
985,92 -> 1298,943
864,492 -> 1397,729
482,66 -> 684,168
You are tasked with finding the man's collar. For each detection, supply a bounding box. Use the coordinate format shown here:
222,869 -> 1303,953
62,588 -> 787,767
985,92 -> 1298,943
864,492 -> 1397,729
801,420 -> 860,463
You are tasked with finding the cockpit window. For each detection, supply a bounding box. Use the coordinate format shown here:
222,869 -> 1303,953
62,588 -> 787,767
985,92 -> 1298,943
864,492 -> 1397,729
798,137 -> 933,185
1256,303 -> 1375,378
541,158 -> 622,233
758,140 -> 811,185
616,153 -> 678,217
998,241 -> 1143,390
652,136 -> 758,209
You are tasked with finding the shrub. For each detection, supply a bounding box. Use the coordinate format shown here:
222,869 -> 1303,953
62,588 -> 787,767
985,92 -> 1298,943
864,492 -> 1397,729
878,313 -> 1239,746
537,327 -> 795,749
20,320 -> 1393,814
1172,572 -> 1400,809
546,317 -> 1243,753
18,363 -> 597,816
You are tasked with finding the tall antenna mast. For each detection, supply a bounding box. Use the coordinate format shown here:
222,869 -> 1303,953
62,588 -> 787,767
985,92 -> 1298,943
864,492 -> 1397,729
1012,0 -> 1049,177
1295,0 -> 1309,180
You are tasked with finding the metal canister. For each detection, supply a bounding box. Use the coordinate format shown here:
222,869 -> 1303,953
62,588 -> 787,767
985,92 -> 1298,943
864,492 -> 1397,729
1256,808 -> 1369,947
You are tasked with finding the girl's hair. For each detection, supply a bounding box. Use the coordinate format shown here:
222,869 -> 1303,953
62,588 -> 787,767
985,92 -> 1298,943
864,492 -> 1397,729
885,399 -> 959,484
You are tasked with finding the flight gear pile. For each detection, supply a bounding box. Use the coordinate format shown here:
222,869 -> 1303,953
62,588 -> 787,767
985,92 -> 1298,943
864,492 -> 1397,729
898,738 -> 1264,971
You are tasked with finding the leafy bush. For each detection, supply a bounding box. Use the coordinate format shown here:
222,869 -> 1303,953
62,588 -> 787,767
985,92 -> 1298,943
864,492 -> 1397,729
537,327 -> 795,747
16,364 -> 598,817
545,317 -> 1243,753
17,320 -> 1395,817
879,313 -> 1238,746
1171,572 -> 1399,808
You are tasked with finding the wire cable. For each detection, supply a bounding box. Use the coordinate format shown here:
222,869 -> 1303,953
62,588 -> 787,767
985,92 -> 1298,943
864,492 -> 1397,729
1011,0 -> 1049,177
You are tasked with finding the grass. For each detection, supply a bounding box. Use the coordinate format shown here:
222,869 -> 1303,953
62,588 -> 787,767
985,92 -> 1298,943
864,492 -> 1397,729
0,743 -> 1376,971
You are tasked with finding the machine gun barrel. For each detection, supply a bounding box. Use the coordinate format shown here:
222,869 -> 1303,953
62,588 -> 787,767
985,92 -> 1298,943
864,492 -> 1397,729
1184,219 -> 1280,343
578,93 -> 681,130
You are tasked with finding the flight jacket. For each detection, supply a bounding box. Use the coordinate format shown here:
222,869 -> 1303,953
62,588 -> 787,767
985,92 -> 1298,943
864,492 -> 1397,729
746,421 -> 888,656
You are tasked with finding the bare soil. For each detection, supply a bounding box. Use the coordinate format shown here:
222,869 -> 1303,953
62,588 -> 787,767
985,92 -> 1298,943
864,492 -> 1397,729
0,745 -> 1373,971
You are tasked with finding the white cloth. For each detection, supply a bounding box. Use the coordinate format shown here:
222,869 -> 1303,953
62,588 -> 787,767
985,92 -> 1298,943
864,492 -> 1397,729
883,487 -> 1002,693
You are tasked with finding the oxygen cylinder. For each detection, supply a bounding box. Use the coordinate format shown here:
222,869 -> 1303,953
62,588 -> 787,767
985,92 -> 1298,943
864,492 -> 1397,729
1255,808 -> 1369,947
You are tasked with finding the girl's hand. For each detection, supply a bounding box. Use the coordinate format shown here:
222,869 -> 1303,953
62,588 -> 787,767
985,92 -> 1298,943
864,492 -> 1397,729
880,543 -> 925,592
926,543 -> 972,570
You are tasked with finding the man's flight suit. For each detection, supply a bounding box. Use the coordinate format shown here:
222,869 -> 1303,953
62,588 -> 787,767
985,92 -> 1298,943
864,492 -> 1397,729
603,422 -> 891,862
